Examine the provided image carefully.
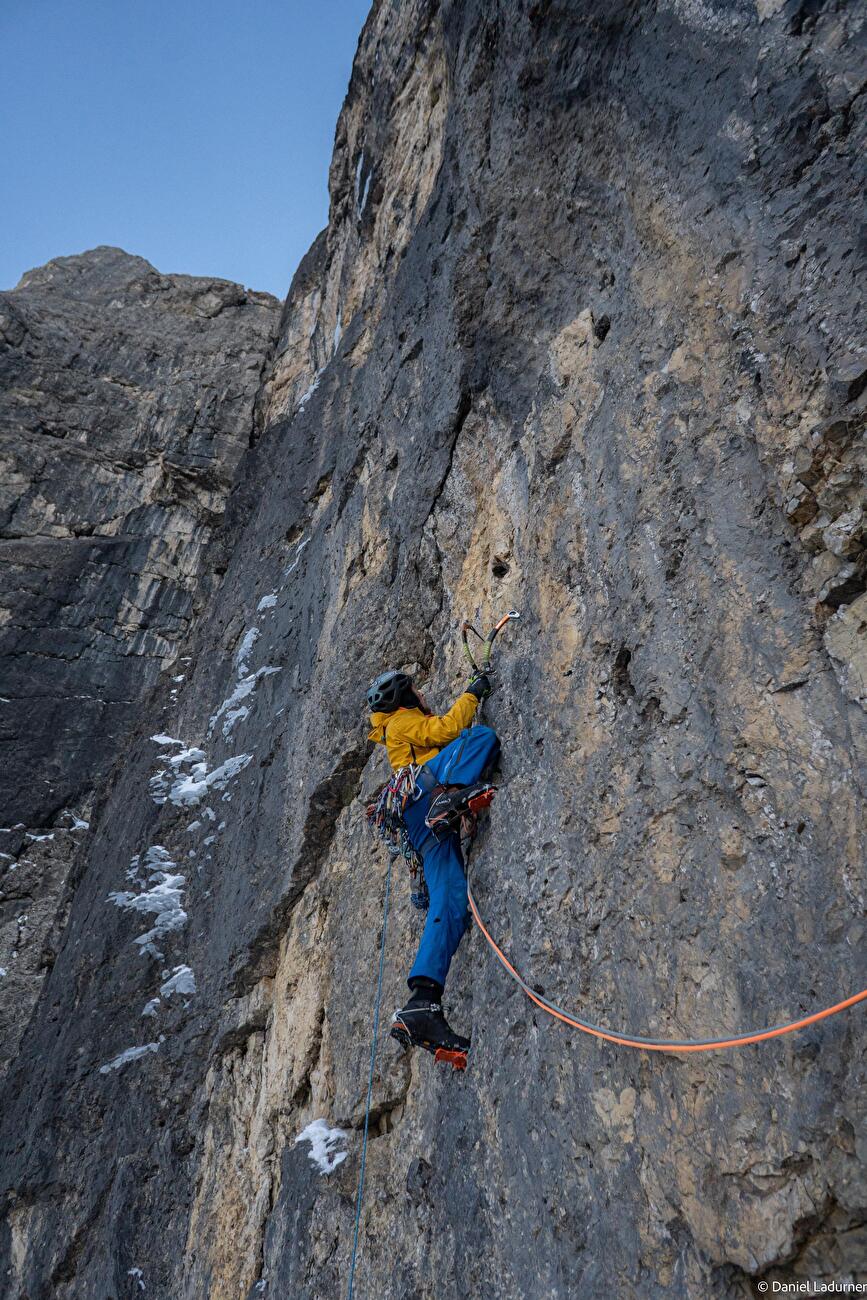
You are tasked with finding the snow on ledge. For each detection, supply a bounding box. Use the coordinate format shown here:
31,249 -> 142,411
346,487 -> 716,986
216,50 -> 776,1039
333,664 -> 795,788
295,1119 -> 349,1175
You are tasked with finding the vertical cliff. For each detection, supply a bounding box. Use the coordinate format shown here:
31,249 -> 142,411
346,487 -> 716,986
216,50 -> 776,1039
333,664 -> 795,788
1,1 -> 865,1297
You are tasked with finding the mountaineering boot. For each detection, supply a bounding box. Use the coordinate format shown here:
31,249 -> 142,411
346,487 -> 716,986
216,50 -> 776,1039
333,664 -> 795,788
390,990 -> 470,1069
425,782 -> 496,838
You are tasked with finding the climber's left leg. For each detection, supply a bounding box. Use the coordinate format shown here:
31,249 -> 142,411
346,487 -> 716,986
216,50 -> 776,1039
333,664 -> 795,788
406,827 -> 470,990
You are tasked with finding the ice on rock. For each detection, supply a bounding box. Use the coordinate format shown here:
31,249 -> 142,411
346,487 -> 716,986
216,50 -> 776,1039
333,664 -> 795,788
98,1042 -> 160,1074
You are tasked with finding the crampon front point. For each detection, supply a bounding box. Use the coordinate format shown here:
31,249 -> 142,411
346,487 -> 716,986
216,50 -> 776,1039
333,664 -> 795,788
389,1015 -> 469,1071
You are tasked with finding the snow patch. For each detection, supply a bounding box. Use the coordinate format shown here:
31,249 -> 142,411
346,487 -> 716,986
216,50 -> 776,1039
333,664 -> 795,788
296,370 -> 322,413
151,734 -> 183,747
166,752 -> 253,807
168,747 -> 206,768
26,832 -> 54,842
354,150 -> 364,204
128,1267 -> 146,1291
141,998 -> 160,1017
149,770 -> 170,804
61,811 -> 90,831
283,536 -> 309,578
355,150 -> 371,216
108,850 -> 187,960
359,169 -> 372,214
99,1042 -> 160,1074
257,593 -> 277,612
295,1119 -> 349,1174
236,627 -> 260,677
208,668 -> 280,738
160,965 -> 196,998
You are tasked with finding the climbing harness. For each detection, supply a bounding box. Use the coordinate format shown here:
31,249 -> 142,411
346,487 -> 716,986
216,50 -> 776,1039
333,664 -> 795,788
466,868 -> 867,1053
366,764 -> 429,909
347,850 -> 393,1300
425,781 -> 496,839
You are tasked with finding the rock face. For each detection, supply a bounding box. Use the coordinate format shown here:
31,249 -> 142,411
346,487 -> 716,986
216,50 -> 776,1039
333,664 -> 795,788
0,247 -> 280,1073
1,2 -> 865,1297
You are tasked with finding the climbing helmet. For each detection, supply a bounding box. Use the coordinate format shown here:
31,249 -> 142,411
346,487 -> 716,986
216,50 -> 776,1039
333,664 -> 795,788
366,669 -> 412,712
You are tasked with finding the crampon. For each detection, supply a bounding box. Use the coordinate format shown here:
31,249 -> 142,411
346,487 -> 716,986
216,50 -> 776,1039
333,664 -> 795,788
389,1007 -> 469,1071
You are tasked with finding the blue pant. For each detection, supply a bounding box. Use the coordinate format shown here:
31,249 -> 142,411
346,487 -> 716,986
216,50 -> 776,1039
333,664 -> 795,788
404,794 -> 469,989
403,726 -> 500,989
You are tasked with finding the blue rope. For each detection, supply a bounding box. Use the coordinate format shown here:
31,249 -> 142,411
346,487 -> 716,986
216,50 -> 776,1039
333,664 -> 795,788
347,850 -> 393,1299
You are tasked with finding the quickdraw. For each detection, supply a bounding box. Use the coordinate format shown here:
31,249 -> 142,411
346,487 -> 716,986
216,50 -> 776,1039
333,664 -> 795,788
366,765 -> 429,909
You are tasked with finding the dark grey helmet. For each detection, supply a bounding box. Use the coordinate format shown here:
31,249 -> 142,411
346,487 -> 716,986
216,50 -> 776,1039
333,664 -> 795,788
366,670 -> 412,712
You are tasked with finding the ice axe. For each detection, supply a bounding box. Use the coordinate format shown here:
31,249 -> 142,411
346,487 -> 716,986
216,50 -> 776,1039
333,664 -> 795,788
461,609 -> 521,676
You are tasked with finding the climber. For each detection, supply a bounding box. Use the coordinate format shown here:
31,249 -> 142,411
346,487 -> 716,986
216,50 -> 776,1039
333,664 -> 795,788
366,668 -> 500,1062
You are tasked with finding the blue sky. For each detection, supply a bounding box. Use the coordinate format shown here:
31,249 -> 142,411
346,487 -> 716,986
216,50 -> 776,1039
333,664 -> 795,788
1,0 -> 372,297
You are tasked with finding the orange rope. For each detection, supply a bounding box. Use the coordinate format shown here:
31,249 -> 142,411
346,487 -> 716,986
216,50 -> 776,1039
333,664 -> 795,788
467,883 -> 867,1053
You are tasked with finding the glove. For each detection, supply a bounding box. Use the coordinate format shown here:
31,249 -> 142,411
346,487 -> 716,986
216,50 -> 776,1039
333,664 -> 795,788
467,673 -> 492,700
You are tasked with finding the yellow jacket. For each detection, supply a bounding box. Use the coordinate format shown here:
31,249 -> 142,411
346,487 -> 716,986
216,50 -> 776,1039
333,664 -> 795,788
368,692 -> 479,770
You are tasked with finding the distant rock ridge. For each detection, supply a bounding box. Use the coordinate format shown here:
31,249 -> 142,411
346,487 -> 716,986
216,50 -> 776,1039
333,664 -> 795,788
0,246 -> 280,1073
